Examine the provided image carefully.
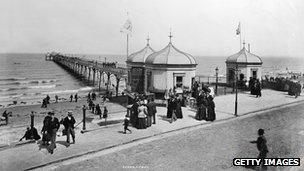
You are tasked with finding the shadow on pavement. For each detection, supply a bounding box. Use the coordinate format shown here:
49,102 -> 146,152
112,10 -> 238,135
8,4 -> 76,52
97,120 -> 123,127
56,140 -> 69,148
158,115 -> 171,123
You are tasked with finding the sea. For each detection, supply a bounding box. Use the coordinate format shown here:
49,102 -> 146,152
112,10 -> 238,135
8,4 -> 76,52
0,53 -> 303,107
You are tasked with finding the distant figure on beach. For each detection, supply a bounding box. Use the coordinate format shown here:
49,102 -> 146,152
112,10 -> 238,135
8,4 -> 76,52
62,111 -> 76,145
41,98 -> 47,108
103,106 -> 108,125
250,129 -> 268,170
123,115 -> 131,134
46,95 -> 50,104
55,95 -> 58,103
1,110 -> 11,125
70,94 -> 73,102
74,93 -> 78,102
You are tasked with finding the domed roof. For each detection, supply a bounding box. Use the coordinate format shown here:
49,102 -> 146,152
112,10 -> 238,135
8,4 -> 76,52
226,47 -> 262,64
127,44 -> 155,63
145,42 -> 197,65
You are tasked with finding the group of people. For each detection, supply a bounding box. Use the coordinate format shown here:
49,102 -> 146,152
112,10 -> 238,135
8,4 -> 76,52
165,90 -> 184,123
41,111 -> 76,154
249,78 -> 262,98
195,89 -> 216,122
130,97 -> 157,130
87,92 -> 108,123
69,93 -> 78,102
41,95 -> 51,108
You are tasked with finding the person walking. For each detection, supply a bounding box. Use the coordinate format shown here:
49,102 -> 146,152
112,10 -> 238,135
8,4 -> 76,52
42,112 -> 60,154
55,95 -> 58,103
170,97 -> 177,123
147,98 -> 157,124
70,94 -> 73,102
95,104 -> 102,119
62,111 -> 76,145
74,93 -> 78,102
46,95 -> 50,104
256,80 -> 262,98
123,115 -> 132,134
41,112 -> 52,145
103,106 -> 108,125
250,128 -> 268,170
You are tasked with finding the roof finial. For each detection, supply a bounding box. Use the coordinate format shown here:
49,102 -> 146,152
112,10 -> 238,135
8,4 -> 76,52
146,35 -> 150,46
242,40 -> 246,48
169,28 -> 173,43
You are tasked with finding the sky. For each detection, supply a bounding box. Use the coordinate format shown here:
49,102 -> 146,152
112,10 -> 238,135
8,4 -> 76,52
0,0 -> 303,58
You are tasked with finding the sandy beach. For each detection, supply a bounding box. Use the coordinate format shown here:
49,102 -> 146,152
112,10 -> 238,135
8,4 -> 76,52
0,95 -> 127,144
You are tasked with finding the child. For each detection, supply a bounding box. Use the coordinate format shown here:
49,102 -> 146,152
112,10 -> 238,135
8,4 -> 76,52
123,115 -> 132,134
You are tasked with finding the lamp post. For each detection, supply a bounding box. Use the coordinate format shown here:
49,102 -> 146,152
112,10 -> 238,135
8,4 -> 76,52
215,67 -> 219,96
81,105 -> 87,133
30,111 -> 35,128
234,64 -> 239,117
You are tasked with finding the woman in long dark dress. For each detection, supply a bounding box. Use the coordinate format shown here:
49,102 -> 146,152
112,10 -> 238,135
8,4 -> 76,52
130,100 -> 139,128
195,92 -> 205,120
166,97 -> 174,118
206,96 -> 216,121
175,96 -> 183,119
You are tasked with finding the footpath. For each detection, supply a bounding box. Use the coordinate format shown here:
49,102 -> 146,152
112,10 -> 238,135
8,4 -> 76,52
0,89 -> 304,171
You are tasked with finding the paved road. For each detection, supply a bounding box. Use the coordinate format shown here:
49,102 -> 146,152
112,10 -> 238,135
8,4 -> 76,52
54,103 -> 304,171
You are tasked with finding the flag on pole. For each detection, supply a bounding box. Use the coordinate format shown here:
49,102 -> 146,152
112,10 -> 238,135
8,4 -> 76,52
120,19 -> 132,35
236,22 -> 241,35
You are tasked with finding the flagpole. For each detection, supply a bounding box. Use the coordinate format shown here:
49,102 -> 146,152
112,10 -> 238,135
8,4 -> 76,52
127,34 -> 129,58
239,22 -> 242,50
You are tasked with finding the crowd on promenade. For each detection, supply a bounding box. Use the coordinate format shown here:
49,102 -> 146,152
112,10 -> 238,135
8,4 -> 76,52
16,91 -> 112,154
262,76 -> 303,98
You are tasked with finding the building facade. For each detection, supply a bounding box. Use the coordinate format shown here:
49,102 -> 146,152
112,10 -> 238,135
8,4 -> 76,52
127,35 -> 197,94
226,45 -> 263,86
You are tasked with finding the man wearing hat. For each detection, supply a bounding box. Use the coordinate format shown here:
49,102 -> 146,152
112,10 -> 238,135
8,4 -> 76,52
42,111 -> 60,154
62,111 -> 76,145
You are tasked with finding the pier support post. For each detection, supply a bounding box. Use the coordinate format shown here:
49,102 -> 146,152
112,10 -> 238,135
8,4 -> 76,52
107,73 -> 111,92
92,69 -> 96,87
88,67 -> 91,84
99,71 -> 102,91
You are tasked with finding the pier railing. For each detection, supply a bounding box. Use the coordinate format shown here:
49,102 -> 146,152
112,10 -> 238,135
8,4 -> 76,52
47,53 -> 127,96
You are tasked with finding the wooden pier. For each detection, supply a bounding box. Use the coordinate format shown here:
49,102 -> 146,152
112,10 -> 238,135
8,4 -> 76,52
46,53 -> 127,96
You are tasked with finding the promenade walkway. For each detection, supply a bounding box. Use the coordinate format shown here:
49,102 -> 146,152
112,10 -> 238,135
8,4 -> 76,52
0,89 -> 303,171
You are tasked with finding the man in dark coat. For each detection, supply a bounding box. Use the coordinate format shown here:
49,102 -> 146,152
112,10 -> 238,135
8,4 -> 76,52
250,128 -> 268,170
62,111 -> 76,145
41,113 -> 52,145
147,98 -> 157,124
42,112 -> 60,154
74,93 -> 78,102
